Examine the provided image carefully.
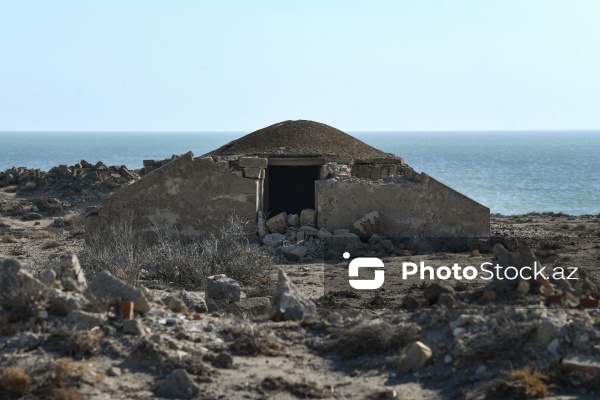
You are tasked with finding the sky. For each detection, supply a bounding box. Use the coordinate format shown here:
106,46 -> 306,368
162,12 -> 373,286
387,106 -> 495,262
0,1 -> 599,132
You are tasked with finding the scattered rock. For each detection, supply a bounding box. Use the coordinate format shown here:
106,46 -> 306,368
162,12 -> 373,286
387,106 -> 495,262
423,283 -> 455,304
156,369 -> 200,399
106,366 -> 122,377
286,214 -> 300,227
179,290 -> 208,313
85,270 -> 150,313
123,319 -> 145,336
38,267 -> 56,286
266,212 -> 287,233
163,295 -> 186,313
18,332 -> 41,350
281,245 -> 308,261
67,310 -> 105,330
270,269 -> 316,321
215,352 -> 234,368
48,289 -> 89,315
204,274 -> 241,312
263,232 -> 285,247
401,341 -> 432,372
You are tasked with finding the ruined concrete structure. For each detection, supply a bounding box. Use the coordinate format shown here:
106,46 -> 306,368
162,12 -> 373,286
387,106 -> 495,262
86,120 -> 490,240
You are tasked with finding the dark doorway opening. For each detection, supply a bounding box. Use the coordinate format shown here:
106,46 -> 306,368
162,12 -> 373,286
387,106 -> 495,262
266,165 -> 320,216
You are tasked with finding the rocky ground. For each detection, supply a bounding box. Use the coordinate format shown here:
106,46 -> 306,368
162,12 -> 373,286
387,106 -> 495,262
1,165 -> 600,399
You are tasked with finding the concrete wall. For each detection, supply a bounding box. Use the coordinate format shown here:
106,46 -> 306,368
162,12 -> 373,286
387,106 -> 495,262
86,153 -> 260,240
316,175 -> 490,237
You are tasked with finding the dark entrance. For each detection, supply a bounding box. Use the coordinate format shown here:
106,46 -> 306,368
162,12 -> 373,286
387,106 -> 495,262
266,165 -> 320,216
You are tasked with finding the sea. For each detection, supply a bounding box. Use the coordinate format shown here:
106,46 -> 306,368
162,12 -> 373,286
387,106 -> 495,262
0,131 -> 598,216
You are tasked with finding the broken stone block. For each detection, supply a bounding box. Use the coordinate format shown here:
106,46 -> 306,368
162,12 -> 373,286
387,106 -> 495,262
286,213 -> 300,227
85,271 -> 151,313
239,157 -> 268,169
67,310 -> 105,330
156,369 -> 199,399
281,245 -> 308,261
48,289 -> 89,315
401,341 -> 432,372
60,254 -> 87,292
353,211 -> 384,237
270,269 -> 316,321
317,227 -> 333,242
179,290 -> 208,313
299,225 -> 319,237
243,167 -> 262,179
263,232 -> 285,247
300,209 -> 317,226
0,259 -> 48,308
266,212 -> 287,233
204,274 -> 241,311
216,160 -> 229,172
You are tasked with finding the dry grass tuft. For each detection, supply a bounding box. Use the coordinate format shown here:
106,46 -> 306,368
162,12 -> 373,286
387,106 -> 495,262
0,233 -> 17,243
51,387 -> 85,400
507,366 -> 554,398
0,366 -> 31,397
327,320 -> 420,360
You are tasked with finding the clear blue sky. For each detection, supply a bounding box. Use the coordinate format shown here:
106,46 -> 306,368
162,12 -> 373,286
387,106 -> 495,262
1,1 -> 598,132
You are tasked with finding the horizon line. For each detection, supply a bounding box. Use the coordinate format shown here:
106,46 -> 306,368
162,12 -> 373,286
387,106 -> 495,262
1,129 -> 600,134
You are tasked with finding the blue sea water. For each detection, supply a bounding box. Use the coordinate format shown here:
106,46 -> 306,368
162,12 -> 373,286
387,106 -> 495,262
0,131 -> 598,216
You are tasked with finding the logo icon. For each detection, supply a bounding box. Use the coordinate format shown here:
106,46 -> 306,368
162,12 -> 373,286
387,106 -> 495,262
345,252 -> 385,290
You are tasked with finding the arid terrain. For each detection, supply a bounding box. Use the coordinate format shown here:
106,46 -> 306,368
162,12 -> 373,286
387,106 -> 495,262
1,170 -> 600,399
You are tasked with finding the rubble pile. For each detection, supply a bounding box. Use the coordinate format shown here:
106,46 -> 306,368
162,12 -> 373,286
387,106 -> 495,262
0,160 -> 140,203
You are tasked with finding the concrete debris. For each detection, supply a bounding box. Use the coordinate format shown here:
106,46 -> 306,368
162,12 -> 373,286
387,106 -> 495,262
353,211 -> 385,237
38,267 -> 57,286
204,274 -> 241,312
286,213 -> 300,227
281,245 -> 308,261
48,289 -> 90,315
123,319 -> 146,336
300,209 -> 317,226
266,212 -> 287,233
85,270 -> 151,313
270,269 -> 316,321
60,253 -> 87,292
263,232 -> 285,247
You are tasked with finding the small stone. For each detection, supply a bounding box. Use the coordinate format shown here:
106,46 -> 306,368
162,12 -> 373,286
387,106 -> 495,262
106,366 -> 122,377
547,338 -> 560,355
38,310 -> 48,319
156,369 -> 199,399
163,295 -> 186,313
444,355 -> 453,364
204,274 -> 240,312
436,292 -> 455,308
123,319 -> 145,336
299,225 -> 319,237
401,341 -> 432,372
423,283 -> 454,304
215,352 -> 234,368
18,332 -> 40,350
39,268 -> 56,286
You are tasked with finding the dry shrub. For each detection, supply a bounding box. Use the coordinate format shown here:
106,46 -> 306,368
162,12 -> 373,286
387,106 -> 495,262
0,366 -> 31,397
51,327 -> 104,358
51,387 -> 84,400
227,322 -> 282,356
82,215 -> 275,288
0,233 -> 17,243
327,320 -> 420,359
506,366 -> 553,398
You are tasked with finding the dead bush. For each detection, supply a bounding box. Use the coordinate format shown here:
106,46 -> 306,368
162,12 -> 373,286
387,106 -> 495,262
81,215 -> 275,288
0,366 -> 31,397
226,322 -> 282,356
506,366 -> 554,398
327,319 -> 420,359
51,387 -> 85,400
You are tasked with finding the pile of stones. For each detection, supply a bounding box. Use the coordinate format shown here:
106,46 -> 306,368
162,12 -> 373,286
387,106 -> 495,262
0,160 -> 140,202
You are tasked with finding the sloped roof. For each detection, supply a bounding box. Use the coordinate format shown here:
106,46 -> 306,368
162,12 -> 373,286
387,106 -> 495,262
207,120 -> 399,160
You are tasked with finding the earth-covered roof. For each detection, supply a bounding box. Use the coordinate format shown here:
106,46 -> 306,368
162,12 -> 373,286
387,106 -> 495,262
207,120 -> 399,161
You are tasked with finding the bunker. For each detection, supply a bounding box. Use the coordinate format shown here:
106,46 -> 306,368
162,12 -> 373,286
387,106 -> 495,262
85,120 -> 490,241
